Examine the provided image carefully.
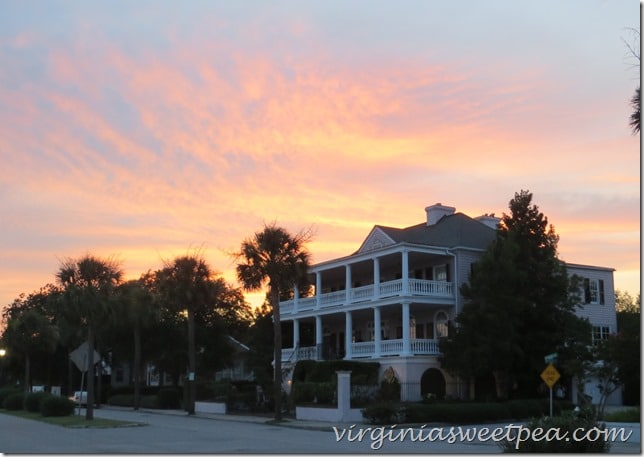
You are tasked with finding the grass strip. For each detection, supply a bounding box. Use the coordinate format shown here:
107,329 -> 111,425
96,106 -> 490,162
0,409 -> 146,428
603,408 -> 640,423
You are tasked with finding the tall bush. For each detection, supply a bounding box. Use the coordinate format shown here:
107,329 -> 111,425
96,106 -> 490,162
25,392 -> 51,413
41,396 -> 75,417
3,392 -> 25,410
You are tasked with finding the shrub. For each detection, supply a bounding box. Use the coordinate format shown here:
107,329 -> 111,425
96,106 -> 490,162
25,392 -> 52,413
603,407 -> 640,423
157,388 -> 181,409
108,386 -> 134,396
210,382 -> 233,401
506,399 -> 543,419
140,395 -> 159,409
351,384 -> 378,408
3,392 -> 25,410
313,382 -> 335,405
0,387 -> 23,406
291,382 -> 315,404
292,360 -> 379,385
40,396 -> 75,417
377,378 -> 400,402
499,411 -> 610,453
107,394 -> 134,407
362,402 -> 403,425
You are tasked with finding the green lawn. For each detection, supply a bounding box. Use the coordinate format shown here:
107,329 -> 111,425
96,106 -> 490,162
0,409 -> 146,428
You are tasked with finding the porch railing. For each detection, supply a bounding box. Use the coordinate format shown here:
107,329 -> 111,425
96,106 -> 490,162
281,278 -> 454,315
281,338 -> 441,362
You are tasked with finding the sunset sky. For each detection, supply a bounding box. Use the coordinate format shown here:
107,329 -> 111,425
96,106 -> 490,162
0,1 -> 640,312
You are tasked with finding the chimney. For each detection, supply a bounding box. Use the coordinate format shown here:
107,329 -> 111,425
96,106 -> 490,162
475,214 -> 501,229
425,203 -> 455,226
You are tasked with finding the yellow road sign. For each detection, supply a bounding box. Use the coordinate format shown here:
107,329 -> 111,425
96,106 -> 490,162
540,363 -> 561,389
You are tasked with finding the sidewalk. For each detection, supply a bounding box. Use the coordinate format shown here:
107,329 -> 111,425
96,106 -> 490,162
98,405 -> 343,431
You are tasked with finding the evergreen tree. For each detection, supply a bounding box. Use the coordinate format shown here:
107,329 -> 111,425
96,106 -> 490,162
441,190 -> 590,399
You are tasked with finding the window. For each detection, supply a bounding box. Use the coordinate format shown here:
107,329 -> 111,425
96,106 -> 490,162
592,326 -> 610,345
416,323 -> 425,339
583,278 -> 605,304
435,311 -> 449,338
434,265 -> 448,282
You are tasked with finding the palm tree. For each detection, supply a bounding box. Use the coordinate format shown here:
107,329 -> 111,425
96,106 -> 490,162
115,274 -> 159,410
630,88 -> 640,134
236,224 -> 311,420
155,254 -> 214,415
56,254 -> 123,420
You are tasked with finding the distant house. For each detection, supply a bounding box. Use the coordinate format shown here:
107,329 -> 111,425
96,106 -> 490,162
278,203 -> 620,405
214,336 -> 254,382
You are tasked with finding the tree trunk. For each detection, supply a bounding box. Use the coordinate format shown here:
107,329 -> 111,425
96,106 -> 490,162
24,354 -> 31,393
86,327 -> 95,420
133,325 -> 141,410
493,370 -> 509,400
187,308 -> 196,415
96,355 -> 102,409
67,356 -> 73,398
270,286 -> 282,421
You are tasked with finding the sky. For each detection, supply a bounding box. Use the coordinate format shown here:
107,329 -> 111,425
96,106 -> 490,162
0,0 -> 640,312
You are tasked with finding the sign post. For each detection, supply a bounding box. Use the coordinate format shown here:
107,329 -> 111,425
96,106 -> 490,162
540,363 -> 561,417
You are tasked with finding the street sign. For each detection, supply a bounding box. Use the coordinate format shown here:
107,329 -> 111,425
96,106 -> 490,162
69,342 -> 100,373
544,353 -> 558,364
540,363 -> 560,389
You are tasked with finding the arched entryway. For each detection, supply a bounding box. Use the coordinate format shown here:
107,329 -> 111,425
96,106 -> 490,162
420,368 -> 446,400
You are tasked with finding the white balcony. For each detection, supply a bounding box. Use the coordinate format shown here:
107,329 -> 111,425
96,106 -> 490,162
282,338 -> 441,362
280,278 -> 454,315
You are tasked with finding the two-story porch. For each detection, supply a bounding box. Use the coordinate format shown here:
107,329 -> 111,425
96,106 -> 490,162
279,245 -> 457,363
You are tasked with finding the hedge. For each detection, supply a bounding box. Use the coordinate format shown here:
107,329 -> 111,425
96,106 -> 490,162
41,396 -> 75,417
3,392 -> 25,410
108,394 -> 134,407
291,381 -> 335,405
0,387 -> 24,407
292,360 -> 379,385
25,392 -> 52,413
157,388 -> 181,409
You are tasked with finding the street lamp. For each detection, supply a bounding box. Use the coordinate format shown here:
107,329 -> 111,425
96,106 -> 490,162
0,348 -> 6,386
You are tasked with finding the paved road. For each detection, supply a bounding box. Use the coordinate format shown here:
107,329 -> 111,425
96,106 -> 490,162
0,407 -> 639,454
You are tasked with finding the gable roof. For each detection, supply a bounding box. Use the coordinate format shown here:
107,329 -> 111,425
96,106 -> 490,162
365,212 -> 496,251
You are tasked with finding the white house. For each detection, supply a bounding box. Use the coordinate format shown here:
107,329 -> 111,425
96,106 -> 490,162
279,203 -> 620,405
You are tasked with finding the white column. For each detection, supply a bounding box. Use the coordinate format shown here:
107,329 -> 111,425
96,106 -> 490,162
344,311 -> 352,359
373,257 -> 380,299
336,371 -> 352,420
402,302 -> 411,356
293,319 -> 299,350
345,264 -> 352,305
315,272 -> 322,309
373,306 -> 381,358
315,315 -> 323,360
293,284 -> 299,313
402,250 -> 409,295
